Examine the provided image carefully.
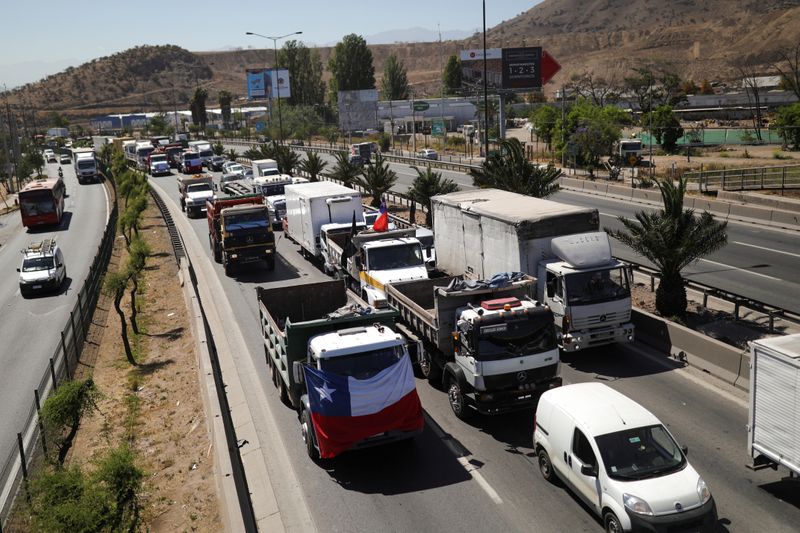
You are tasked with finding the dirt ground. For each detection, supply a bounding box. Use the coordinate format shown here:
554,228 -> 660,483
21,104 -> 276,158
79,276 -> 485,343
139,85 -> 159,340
66,201 -> 222,532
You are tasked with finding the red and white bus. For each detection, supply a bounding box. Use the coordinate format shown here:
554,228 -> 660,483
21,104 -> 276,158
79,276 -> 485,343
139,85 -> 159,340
19,176 -> 66,228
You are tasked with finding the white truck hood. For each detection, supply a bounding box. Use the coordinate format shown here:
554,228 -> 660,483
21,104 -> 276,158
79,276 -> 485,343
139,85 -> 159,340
368,266 -> 429,289
186,190 -> 215,203
20,268 -> 57,284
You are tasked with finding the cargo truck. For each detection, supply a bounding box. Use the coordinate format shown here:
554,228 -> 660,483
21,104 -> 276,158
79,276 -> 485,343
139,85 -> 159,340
207,194 -> 275,274
386,275 -> 561,419
178,175 -> 215,217
257,279 -> 423,459
747,334 -> 800,477
284,182 -> 364,259
431,189 -> 634,352
250,158 -> 280,178
147,151 -> 170,176
72,148 -> 98,184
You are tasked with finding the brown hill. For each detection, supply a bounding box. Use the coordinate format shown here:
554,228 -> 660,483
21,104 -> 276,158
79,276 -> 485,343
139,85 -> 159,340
9,0 -> 800,120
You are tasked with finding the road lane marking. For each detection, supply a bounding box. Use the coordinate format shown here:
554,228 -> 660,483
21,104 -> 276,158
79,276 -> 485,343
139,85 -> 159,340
696,258 -> 781,281
732,241 -> 800,259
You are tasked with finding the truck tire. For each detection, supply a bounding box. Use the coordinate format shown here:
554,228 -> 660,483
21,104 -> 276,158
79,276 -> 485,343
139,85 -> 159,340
446,374 -> 471,420
418,347 -> 442,384
223,259 -> 232,276
213,242 -> 221,263
266,255 -> 275,271
301,409 -> 320,460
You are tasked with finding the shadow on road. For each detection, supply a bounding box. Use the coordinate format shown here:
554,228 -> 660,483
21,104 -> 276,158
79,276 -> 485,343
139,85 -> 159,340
561,344 -> 682,381
230,253 -> 303,284
26,211 -> 72,233
759,479 -> 800,510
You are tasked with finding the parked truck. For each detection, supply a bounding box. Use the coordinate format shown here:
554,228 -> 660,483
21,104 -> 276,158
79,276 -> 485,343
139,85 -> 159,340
178,175 -> 215,217
320,226 -> 429,308
747,334 -> 800,477
284,182 -> 364,259
431,189 -> 634,352
207,193 -> 275,274
386,275 -> 560,419
257,279 -> 423,459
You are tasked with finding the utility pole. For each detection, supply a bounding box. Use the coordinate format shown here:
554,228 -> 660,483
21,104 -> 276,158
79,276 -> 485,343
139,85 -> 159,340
561,85 -> 566,169
482,0 -> 489,159
439,24 -> 446,149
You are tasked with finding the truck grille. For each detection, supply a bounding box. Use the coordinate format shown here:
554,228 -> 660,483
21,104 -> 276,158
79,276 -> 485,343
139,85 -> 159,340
224,230 -> 273,248
482,363 -> 559,391
571,309 -> 630,330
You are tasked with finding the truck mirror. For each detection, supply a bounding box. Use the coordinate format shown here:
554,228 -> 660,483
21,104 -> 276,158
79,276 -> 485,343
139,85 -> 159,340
546,280 -> 555,298
16,268 -> 20,272
292,361 -> 305,384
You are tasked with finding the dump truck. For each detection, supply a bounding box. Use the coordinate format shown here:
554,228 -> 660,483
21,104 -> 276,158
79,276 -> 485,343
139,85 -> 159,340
747,334 -> 800,477
257,279 -> 423,459
178,175 -> 215,217
432,189 -> 634,352
386,275 -> 560,419
207,193 -> 275,275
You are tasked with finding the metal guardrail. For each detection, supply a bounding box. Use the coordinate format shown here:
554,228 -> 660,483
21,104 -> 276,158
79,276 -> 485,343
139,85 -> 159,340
0,177 -> 118,531
685,164 -> 800,192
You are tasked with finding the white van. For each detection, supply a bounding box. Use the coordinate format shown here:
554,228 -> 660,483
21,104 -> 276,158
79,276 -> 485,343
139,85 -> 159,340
534,383 -> 717,532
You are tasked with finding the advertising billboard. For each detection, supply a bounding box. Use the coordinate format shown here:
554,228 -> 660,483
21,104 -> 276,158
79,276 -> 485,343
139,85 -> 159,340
246,68 -> 292,100
459,47 -> 560,92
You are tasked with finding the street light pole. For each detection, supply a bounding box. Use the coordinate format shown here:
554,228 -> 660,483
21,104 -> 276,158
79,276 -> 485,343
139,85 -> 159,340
246,31 -> 302,145
482,0 -> 489,159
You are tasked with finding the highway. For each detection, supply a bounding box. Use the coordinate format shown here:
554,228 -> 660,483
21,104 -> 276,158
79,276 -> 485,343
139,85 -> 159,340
0,161 -> 108,462
154,165 -> 800,532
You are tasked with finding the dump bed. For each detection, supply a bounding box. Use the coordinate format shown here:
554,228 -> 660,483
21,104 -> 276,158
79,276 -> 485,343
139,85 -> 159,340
385,276 -> 536,353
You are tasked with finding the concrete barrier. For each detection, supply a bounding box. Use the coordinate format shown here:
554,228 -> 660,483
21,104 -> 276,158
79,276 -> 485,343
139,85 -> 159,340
559,176 -> 585,190
631,187 -> 663,204
770,209 -> 800,228
690,198 -> 731,217
583,181 -> 609,195
607,183 -> 635,201
718,190 -> 800,212
728,203 -> 775,222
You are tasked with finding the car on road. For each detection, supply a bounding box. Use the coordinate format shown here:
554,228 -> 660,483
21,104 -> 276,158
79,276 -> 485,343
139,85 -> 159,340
59,153 -> 71,164
43,149 -> 57,163
207,155 -> 226,171
534,383 -> 717,533
219,173 -> 247,188
18,239 -> 67,297
417,148 -> 438,160
222,162 -> 245,176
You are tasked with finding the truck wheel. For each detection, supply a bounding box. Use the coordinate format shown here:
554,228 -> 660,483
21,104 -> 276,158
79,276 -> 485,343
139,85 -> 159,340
418,348 -> 441,383
447,375 -> 471,420
278,374 -> 291,407
224,260 -> 232,276
538,448 -> 558,485
213,242 -> 222,263
301,409 -> 320,460
266,255 -> 275,271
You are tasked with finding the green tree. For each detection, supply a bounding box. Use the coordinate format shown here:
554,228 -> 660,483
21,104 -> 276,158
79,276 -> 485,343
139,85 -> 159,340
408,166 -> 459,226
147,113 -> 171,136
190,87 -> 208,129
273,144 -> 301,174
530,105 -> 559,149
49,111 -> 69,129
298,151 -> 327,182
608,176 -> 728,317
354,154 -> 398,207
329,151 -> 360,186
470,138 -> 561,197
28,465 -> 112,531
218,90 -> 233,128
557,99 -> 628,171
127,237 -> 151,335
643,105 -> 684,152
226,148 -> 239,161
244,146 -> 263,160
212,141 -> 225,156
381,53 -> 409,100
325,127 -> 340,147
27,149 -> 45,176
40,379 -> 99,465
94,444 -> 144,530
278,40 -> 326,106
774,103 -> 800,149
104,270 -> 136,366
328,34 -> 375,104
443,55 -> 462,95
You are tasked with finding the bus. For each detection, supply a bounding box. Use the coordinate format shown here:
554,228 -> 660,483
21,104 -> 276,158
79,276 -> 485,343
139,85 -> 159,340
19,176 -> 66,228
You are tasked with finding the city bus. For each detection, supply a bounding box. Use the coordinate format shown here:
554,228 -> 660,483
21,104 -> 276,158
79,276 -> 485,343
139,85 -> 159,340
19,176 -> 66,228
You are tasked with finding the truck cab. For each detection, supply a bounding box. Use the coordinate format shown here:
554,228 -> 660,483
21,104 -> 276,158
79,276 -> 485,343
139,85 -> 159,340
148,152 -> 170,176
73,151 -> 98,184
18,239 -> 67,297
216,202 -> 275,273
179,176 -> 216,217
357,238 -> 428,306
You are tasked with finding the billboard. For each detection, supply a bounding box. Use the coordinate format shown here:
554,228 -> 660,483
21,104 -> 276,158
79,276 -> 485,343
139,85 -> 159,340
502,47 -> 543,90
460,47 -> 559,92
337,89 -> 379,131
246,68 -> 292,100
91,115 -> 122,131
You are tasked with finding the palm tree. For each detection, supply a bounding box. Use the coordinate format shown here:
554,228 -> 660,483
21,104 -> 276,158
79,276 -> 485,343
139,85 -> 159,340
608,176 -> 728,317
274,144 -> 301,175
299,151 -> 327,182
328,151 -> 360,186
408,166 -> 459,226
243,147 -> 262,160
354,154 -> 398,207
226,148 -> 238,161
470,138 -> 560,198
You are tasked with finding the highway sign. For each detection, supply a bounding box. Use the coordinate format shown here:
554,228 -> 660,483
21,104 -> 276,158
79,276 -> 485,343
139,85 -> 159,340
413,101 -> 430,112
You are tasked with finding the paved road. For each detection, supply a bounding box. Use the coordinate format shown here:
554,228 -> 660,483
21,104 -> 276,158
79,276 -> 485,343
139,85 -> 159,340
0,162 -> 108,461
156,166 -> 800,532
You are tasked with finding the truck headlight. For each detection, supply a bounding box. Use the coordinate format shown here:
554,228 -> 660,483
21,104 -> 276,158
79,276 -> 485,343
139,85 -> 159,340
623,493 -> 653,516
696,477 -> 711,504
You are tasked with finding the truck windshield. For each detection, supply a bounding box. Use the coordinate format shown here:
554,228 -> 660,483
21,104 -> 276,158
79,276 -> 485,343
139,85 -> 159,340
594,424 -> 686,481
224,210 -> 267,226
187,183 -> 212,193
565,267 -> 630,305
78,161 -> 95,169
261,184 -> 285,196
319,346 -> 404,380
368,244 -> 424,270
23,257 -> 54,271
475,317 -> 556,361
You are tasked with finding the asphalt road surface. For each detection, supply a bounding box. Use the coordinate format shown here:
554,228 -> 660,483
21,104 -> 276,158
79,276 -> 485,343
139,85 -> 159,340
155,165 -> 800,532
0,161 -> 108,462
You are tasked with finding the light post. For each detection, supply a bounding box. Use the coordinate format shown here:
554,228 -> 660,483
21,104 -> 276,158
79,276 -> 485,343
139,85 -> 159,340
246,30 -> 302,144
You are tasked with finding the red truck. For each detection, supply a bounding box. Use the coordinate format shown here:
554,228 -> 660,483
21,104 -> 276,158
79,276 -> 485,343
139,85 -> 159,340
207,194 -> 276,275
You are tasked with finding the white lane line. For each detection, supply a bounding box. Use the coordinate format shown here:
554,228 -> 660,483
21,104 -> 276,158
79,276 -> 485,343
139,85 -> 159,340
732,241 -> 800,259
697,258 -> 782,281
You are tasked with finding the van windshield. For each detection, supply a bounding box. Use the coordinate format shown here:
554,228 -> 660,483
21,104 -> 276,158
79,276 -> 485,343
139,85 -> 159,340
594,424 -> 686,481
565,267 -> 630,305
23,257 -> 54,271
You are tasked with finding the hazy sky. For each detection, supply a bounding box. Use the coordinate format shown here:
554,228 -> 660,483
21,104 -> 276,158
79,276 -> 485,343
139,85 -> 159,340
0,0 -> 540,88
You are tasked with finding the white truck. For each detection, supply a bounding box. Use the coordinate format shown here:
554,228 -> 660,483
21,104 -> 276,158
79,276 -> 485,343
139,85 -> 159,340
133,141 -> 155,171
188,140 -> 214,167
251,158 -> 282,178
178,175 -> 216,218
73,148 -> 98,184
747,334 -> 800,477
284,182 -> 364,259
431,189 -> 634,352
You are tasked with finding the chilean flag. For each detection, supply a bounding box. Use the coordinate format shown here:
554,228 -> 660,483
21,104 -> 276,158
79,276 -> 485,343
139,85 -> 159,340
372,199 -> 389,232
303,355 -> 423,459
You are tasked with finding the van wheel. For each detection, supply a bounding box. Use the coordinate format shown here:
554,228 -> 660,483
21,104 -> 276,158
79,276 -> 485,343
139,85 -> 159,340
301,409 -> 319,460
447,375 -> 470,420
538,448 -> 558,484
603,511 -> 622,533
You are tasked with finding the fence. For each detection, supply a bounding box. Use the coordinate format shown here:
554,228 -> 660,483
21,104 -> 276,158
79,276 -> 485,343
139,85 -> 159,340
0,180 -> 118,531
638,127 -> 786,147
684,164 -> 800,192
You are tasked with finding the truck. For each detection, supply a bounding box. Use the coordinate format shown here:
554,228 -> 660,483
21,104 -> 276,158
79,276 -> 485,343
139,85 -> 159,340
320,226 -> 429,308
284,182 -> 364,259
253,176 -> 308,228
164,143 -> 184,168
257,279 -> 423,459
178,175 -> 215,218
747,334 -> 800,477
72,148 -> 98,184
609,138 -> 644,168
250,158 -> 281,178
132,141 -> 155,171
349,143 -> 374,165
147,151 -> 170,176
386,275 -> 561,419
113,137 -> 135,153
207,194 -> 275,275
431,189 -> 634,352
187,140 -> 213,167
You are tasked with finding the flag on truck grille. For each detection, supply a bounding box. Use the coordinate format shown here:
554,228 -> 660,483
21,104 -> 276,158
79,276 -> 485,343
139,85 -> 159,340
303,355 -> 423,458
372,199 -> 389,232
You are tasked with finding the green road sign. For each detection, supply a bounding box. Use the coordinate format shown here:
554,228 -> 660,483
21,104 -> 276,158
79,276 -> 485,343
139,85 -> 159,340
432,119 -> 444,137
412,101 -> 430,112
